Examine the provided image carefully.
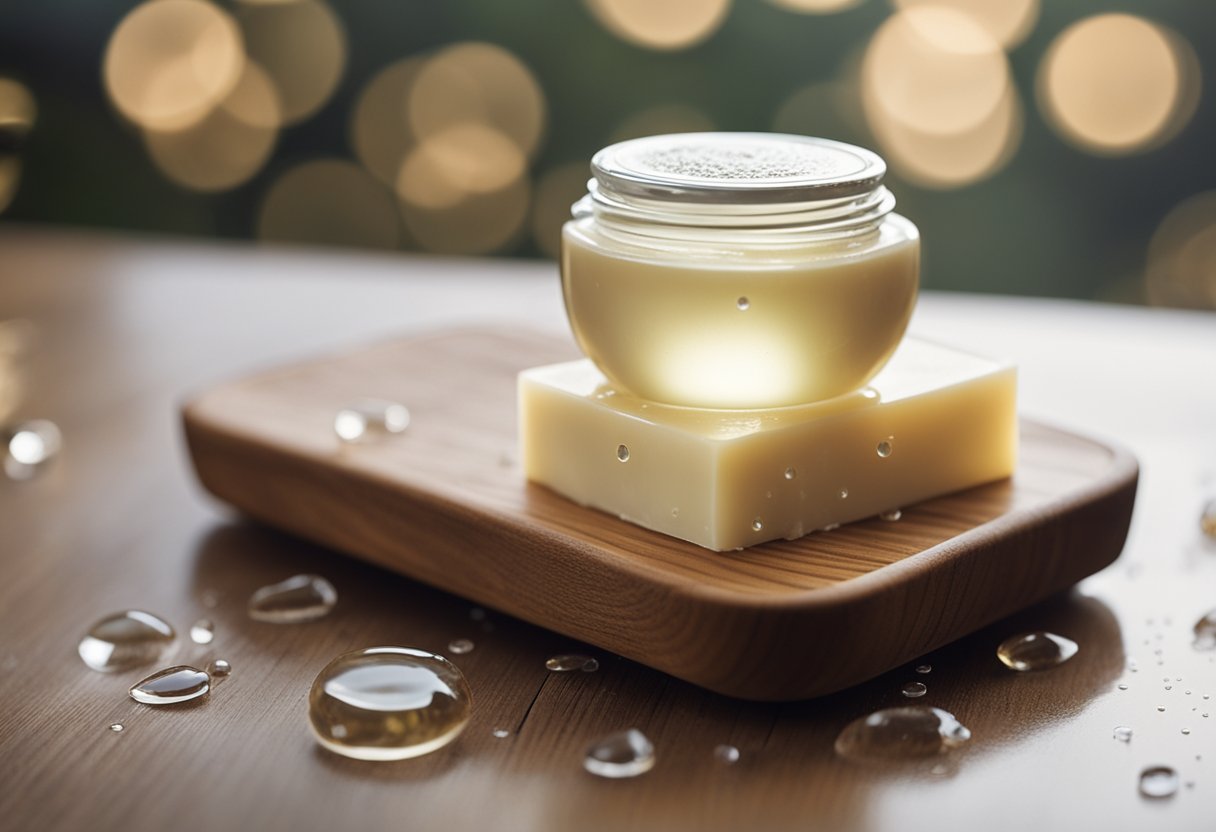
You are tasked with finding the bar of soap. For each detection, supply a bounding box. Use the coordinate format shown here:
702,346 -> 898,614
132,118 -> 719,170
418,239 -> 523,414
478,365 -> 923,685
518,338 -> 1017,551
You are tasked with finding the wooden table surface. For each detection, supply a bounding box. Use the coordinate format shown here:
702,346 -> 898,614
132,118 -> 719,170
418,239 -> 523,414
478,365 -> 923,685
1,228 -> 1214,832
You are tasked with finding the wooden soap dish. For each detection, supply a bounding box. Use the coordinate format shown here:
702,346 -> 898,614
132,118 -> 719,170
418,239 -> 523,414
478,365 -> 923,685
183,328 -> 1138,701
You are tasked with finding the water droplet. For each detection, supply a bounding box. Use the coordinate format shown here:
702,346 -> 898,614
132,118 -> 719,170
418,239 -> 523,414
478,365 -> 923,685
208,659 -> 231,677
751,518 -> 763,532
334,399 -> 410,443
583,729 -> 655,778
915,664 -> 932,674
248,574 -> 337,623
822,523 -> 841,532
671,507 -> 680,518
109,723 -> 124,733
1193,609 -> 1216,650
3,419 -> 62,479
448,639 -> 474,655
784,467 -> 797,480
129,666 -> 210,705
996,632 -> 1079,671
736,297 -> 750,311
308,646 -> 471,761
880,509 -> 902,522
834,707 -> 971,760
838,488 -> 849,499
190,619 -> 214,645
545,654 -> 599,673
1157,706 -> 1166,712
1113,726 -> 1133,742
1201,499 -> 1216,537
78,610 -> 175,672
713,744 -> 740,764
492,728 -> 510,738
1118,683 -> 1129,690
1182,728 -> 1192,735
1139,766 -> 1180,798
876,439 -> 893,458
1166,685 -> 1173,691
616,444 -> 630,462
901,681 -> 927,698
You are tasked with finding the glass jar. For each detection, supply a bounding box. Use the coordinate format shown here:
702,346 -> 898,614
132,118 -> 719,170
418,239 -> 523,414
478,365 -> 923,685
561,133 -> 920,410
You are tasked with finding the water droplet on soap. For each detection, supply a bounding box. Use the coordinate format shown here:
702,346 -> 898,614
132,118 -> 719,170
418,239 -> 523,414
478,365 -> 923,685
996,632 -> 1079,671
751,518 -> 763,532
208,659 -> 231,677
3,418 -> 62,479
901,681 -> 927,698
78,610 -> 175,672
1139,766 -> 1180,798
129,666 -> 210,705
713,744 -> 740,764
1113,725 -> 1133,742
736,297 -> 749,311
546,654 -> 599,672
334,399 -> 410,443
448,639 -> 474,655
248,574 -> 337,623
1118,683 -> 1129,690
308,646 -> 472,761
583,729 -> 655,778
1157,706 -> 1166,712
492,728 -> 510,738
838,488 -> 849,499
916,664 -> 932,674
616,444 -> 630,462
109,723 -> 124,733
835,706 -> 970,760
1166,685 -> 1173,691
190,619 -> 214,645
1201,499 -> 1216,537
1193,609 -> 1216,650
876,439 -> 893,458
784,467 -> 797,480
880,509 -> 902,522
1182,727 -> 1191,735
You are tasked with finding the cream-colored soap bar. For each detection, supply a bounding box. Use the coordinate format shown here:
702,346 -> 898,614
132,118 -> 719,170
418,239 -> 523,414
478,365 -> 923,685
519,338 -> 1017,551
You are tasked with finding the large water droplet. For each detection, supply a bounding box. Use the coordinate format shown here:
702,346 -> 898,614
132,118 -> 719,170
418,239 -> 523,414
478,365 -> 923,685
1113,725 -> 1133,742
583,729 -> 655,778
1193,609 -> 1216,650
308,646 -> 471,761
190,619 -> 214,645
78,610 -> 175,672
901,681 -> 927,698
248,574 -> 337,623
334,399 -> 410,443
1139,766 -> 1180,798
834,707 -> 971,760
546,654 -> 599,672
130,666 -> 210,705
4,419 -> 62,479
996,631 -> 1079,671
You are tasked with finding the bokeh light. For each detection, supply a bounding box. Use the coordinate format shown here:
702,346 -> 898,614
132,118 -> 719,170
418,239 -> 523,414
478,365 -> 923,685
350,58 -> 424,188
0,156 -> 20,213
1145,191 -> 1216,310
531,163 -> 591,259
767,0 -> 861,14
258,159 -> 398,249
610,104 -> 714,143
103,0 -> 245,132
585,0 -> 732,51
237,0 -> 345,125
892,0 -> 1039,49
1038,14 -> 1200,156
401,177 -> 530,256
0,77 -> 36,135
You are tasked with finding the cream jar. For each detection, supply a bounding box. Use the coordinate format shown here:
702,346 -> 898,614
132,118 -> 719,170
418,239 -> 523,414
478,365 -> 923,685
561,133 -> 920,410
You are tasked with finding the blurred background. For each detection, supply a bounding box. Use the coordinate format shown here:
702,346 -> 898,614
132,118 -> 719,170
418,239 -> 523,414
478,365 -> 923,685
0,0 -> 1213,307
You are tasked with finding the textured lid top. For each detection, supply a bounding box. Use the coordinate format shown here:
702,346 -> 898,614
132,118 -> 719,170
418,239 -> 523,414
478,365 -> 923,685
591,133 -> 886,205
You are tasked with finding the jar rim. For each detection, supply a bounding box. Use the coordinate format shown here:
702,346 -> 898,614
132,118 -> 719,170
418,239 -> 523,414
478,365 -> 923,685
590,132 -> 887,205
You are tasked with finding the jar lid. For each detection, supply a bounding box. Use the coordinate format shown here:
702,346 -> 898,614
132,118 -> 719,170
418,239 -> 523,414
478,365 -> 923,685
590,133 -> 886,205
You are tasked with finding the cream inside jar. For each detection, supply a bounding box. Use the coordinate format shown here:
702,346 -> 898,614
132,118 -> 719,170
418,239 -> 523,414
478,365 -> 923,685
561,132 -> 920,410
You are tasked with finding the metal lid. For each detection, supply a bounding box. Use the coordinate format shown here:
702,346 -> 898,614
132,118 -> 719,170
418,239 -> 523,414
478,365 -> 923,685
590,133 -> 886,205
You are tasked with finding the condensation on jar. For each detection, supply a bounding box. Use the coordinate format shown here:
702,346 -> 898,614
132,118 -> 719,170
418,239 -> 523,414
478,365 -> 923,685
561,132 -> 920,410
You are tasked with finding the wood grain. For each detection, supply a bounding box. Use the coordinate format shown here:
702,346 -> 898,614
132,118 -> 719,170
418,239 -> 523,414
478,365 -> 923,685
182,329 -> 1138,700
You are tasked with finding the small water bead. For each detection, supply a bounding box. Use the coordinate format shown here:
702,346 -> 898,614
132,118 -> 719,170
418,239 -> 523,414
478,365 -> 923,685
492,728 -> 510,739
901,681 -> 927,698
1200,499 -> 1216,538
1118,684 -> 1129,690
583,729 -> 655,778
996,631 -> 1079,671
880,509 -> 902,522
1139,766 -> 1180,799
671,508 -> 679,518
1166,685 -> 1173,691
448,639 -> 474,655
876,439 -> 893,458
1157,706 -> 1166,712
616,444 -> 630,462
752,518 -> 763,532
109,723 -> 125,733
1182,728 -> 1191,735
190,619 -> 214,645
916,664 -> 932,674
248,574 -> 337,623
334,399 -> 410,443
546,654 -> 599,672
736,297 -> 750,311
1113,726 -> 1133,742
129,665 -> 210,705
3,418 -> 62,479
208,659 -> 231,677
308,646 -> 472,761
838,488 -> 849,500
78,610 -> 175,673
713,744 -> 741,764
834,707 -> 971,760
1193,609 -> 1216,650
784,467 -> 797,480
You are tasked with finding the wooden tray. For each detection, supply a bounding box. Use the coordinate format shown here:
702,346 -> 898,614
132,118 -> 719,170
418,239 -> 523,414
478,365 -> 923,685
182,328 -> 1138,701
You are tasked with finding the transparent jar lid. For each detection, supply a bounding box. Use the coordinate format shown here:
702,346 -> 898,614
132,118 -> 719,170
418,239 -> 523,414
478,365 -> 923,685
590,132 -> 886,205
